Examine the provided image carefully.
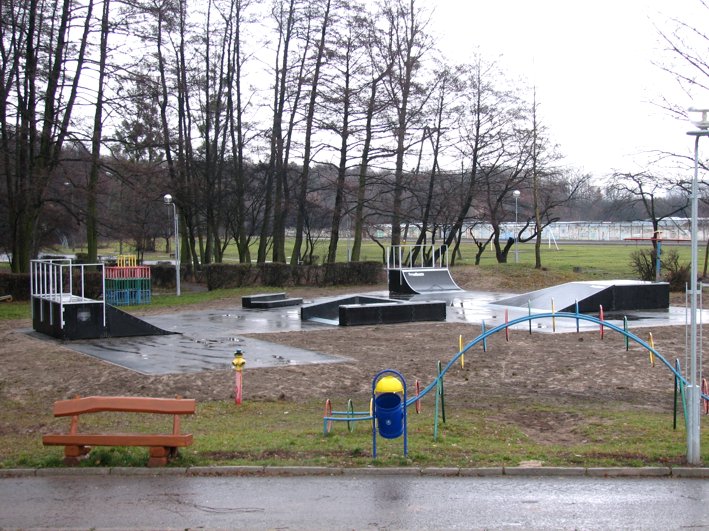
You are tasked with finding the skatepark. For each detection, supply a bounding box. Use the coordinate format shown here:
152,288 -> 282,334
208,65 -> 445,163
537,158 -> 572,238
26,245 -> 694,379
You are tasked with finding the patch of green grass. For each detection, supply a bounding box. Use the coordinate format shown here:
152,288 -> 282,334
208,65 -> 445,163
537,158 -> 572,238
139,286 -> 266,310
6,398 -> 705,469
0,301 -> 31,320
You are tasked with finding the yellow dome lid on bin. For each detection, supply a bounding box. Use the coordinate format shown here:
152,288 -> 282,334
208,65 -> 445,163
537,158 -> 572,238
375,375 -> 404,394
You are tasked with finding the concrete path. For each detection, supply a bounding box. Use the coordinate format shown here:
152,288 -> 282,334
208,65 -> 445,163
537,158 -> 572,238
1,470 -> 707,529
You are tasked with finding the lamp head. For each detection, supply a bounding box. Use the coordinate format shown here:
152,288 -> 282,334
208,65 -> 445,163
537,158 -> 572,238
688,106 -> 709,130
163,193 -> 173,205
513,190 -> 521,198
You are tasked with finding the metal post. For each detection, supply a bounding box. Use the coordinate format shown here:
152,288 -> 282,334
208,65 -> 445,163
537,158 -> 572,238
163,194 -> 181,297
173,203 -> 181,297
513,190 -> 521,263
685,107 -> 708,465
686,133 -> 702,464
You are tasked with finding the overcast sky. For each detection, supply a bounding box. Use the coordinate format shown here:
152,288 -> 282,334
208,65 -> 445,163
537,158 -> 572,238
427,0 -> 698,178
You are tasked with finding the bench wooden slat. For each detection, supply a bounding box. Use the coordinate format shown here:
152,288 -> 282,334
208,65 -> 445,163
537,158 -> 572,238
42,433 -> 193,447
52,396 -> 196,417
43,396 -> 195,466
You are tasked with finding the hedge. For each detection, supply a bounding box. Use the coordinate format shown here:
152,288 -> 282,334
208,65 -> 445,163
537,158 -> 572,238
0,272 -> 31,301
204,261 -> 384,290
0,269 -> 103,301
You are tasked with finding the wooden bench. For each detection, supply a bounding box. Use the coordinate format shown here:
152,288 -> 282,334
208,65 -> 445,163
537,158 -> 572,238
42,396 -> 196,467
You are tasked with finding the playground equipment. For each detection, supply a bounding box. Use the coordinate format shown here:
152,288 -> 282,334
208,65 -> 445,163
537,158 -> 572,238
31,258 -> 172,340
387,244 -> 462,294
323,301 -> 709,455
104,255 -> 152,306
372,370 -> 407,457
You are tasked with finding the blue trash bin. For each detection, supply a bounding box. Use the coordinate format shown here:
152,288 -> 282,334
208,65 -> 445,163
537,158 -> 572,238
375,392 -> 404,439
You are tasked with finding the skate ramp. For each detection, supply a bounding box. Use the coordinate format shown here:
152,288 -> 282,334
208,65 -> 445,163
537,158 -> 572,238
301,294 -> 446,326
33,297 -> 175,340
388,268 -> 463,294
495,280 -> 669,313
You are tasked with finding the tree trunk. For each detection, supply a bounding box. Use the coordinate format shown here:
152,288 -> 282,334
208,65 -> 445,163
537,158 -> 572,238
326,45 -> 352,264
87,0 -> 111,264
291,0 -> 331,264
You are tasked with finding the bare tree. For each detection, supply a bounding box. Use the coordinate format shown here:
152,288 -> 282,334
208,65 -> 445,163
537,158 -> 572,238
609,171 -> 689,251
380,0 -> 433,247
290,0 -> 332,264
1,0 -> 94,272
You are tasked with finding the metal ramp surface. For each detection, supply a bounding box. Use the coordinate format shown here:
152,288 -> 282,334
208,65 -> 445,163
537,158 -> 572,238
494,280 -> 669,312
386,243 -> 463,295
388,268 -> 463,294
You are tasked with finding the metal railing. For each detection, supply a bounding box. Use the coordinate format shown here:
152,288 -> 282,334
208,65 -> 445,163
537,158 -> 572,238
31,259 -> 106,330
387,244 -> 450,270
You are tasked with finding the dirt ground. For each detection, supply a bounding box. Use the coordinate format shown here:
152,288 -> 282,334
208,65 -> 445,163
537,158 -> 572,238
0,267 -> 702,446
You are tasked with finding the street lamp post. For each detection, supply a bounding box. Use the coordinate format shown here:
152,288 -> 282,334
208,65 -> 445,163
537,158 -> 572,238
163,194 -> 181,297
513,190 -> 521,263
685,106 -> 708,465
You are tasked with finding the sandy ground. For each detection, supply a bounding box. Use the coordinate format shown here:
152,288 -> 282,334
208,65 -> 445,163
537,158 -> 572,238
0,267 -> 702,445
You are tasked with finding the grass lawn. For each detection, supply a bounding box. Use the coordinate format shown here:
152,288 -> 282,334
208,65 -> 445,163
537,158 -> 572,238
3,398 -> 700,469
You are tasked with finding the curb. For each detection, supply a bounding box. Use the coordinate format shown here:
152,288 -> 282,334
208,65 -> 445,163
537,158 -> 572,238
1,466 -> 708,478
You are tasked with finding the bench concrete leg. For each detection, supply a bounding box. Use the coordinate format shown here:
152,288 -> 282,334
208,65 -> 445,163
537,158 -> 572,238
148,447 -> 171,467
64,445 -> 90,466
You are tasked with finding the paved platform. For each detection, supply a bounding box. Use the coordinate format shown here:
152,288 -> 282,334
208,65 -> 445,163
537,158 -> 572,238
27,290 -> 702,375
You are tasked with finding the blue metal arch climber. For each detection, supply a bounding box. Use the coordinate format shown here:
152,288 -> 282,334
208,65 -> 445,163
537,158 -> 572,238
323,312 -> 709,435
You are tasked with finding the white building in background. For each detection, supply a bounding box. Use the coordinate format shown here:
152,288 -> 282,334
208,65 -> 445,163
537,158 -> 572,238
469,218 -> 709,242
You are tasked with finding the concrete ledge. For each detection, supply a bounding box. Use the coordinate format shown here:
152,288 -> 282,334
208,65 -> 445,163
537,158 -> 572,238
264,466 -> 343,476
505,466 -> 586,477
670,467 -> 709,478
111,467 -> 188,476
4,466 -> 706,478
587,467 -> 671,477
36,467 -> 110,476
0,468 -> 36,478
459,467 -> 504,477
421,467 -> 459,476
187,465 -> 265,476
342,467 -> 421,476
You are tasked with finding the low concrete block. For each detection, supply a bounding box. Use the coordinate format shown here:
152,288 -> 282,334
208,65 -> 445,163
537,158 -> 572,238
0,468 -> 36,478
586,467 -> 671,477
421,467 -> 460,476
187,465 -> 265,476
459,467 -> 504,477
504,466 -> 586,477
342,467 -> 421,476
264,466 -> 342,476
671,467 -> 709,478
36,467 -> 110,476
111,466 -> 187,476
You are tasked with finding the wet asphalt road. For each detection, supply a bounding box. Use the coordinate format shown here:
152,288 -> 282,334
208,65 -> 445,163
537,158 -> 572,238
1,474 -> 707,529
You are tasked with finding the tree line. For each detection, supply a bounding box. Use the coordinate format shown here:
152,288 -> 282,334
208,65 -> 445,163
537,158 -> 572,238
2,0 -> 705,274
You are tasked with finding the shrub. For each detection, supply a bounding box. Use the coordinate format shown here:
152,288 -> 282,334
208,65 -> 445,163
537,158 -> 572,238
660,249 -> 691,291
151,263 -> 186,288
629,249 -> 656,281
629,248 -> 691,291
